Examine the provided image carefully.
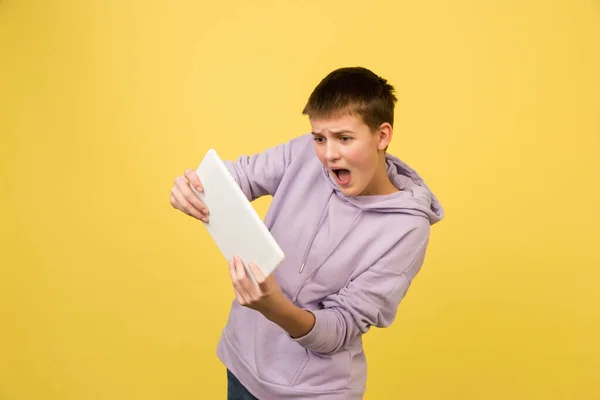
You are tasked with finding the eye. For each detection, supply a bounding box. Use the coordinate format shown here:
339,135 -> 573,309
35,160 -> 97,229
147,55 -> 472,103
313,136 -> 325,144
340,136 -> 352,142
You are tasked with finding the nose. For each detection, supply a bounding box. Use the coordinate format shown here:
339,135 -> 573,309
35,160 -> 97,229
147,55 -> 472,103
325,142 -> 341,162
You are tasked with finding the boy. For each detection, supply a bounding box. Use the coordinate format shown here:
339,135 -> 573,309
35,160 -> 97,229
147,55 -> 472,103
170,67 -> 444,399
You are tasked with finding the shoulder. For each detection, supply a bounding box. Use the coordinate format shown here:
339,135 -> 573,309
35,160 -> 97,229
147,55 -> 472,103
285,133 -> 314,156
375,214 -> 431,261
394,214 -> 431,245
260,133 -> 314,168
278,134 -> 320,171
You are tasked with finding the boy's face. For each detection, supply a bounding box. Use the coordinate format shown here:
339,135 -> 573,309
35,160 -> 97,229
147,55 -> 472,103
310,113 -> 392,196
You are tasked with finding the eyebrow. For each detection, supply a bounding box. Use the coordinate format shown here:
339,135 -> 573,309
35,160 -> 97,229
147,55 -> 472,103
311,130 -> 354,135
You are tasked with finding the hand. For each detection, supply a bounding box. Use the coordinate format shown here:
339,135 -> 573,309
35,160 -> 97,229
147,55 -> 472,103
229,255 -> 284,314
169,168 -> 210,222
229,255 -> 316,338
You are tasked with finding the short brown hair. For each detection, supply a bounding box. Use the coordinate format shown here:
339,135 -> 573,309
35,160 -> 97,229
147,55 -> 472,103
302,67 -> 398,132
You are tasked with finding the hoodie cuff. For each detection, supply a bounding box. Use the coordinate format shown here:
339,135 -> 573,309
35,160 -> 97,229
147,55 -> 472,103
290,309 -> 337,352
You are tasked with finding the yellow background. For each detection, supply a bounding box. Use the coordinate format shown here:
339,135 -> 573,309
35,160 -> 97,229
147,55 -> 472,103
1,0 -> 599,399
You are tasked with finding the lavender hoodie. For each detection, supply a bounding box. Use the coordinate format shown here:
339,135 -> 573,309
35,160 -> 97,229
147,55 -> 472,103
217,134 -> 444,399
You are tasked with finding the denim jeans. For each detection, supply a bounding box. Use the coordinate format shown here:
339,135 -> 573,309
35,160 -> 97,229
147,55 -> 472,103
227,369 -> 259,400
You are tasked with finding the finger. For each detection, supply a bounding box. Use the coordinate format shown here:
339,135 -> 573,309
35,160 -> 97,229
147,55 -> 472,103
228,260 -> 243,303
169,194 -> 178,209
169,188 -> 190,215
173,175 -> 205,211
228,257 -> 238,281
185,169 -> 204,193
234,256 -> 257,294
174,176 -> 209,217
233,286 -> 246,306
229,258 -> 251,304
171,184 -> 204,220
248,262 -> 266,285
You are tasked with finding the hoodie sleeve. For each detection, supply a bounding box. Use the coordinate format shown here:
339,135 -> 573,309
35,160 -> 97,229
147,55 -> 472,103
222,135 -> 311,202
291,221 -> 430,355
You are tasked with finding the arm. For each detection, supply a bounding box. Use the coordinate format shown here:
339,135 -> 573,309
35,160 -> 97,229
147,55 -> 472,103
262,299 -> 316,339
290,222 -> 431,355
223,135 -> 310,202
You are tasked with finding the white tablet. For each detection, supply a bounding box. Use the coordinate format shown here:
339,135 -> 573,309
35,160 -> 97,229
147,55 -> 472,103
193,148 -> 285,279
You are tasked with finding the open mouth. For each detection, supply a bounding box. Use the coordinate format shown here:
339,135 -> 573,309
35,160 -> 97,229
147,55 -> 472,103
331,168 -> 351,186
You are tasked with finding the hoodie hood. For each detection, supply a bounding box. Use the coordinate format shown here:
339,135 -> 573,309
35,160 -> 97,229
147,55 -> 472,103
322,153 -> 444,225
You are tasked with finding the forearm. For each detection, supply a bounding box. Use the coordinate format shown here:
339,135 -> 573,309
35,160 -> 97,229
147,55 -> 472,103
262,297 -> 316,339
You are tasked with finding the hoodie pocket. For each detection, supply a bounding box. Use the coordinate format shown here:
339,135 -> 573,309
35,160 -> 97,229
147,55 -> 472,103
292,349 -> 353,391
225,303 -> 310,387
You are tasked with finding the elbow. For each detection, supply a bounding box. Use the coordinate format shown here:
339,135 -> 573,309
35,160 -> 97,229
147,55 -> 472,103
311,338 -> 346,356
307,309 -> 361,355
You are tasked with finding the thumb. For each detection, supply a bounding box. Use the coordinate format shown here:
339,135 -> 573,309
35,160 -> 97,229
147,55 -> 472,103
248,262 -> 266,285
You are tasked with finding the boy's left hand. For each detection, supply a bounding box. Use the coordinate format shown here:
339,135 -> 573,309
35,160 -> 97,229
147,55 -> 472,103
228,255 -> 285,314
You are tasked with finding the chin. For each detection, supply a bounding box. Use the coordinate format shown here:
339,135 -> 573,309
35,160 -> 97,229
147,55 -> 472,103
339,186 -> 361,197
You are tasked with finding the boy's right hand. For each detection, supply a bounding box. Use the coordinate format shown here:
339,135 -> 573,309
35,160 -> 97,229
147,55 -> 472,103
169,168 -> 210,223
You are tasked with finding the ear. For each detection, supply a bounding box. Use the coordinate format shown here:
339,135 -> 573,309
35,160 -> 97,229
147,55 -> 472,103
376,123 -> 393,151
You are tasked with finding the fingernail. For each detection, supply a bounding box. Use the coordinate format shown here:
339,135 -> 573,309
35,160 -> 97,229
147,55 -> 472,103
202,208 -> 208,215
202,217 -> 208,223
197,186 -> 203,192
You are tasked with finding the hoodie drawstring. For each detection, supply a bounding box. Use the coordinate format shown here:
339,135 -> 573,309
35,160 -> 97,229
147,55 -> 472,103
298,191 -> 333,274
